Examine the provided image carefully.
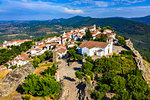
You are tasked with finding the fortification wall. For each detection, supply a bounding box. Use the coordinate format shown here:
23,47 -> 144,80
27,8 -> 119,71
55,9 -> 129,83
0,62 -> 35,99
126,39 -> 150,82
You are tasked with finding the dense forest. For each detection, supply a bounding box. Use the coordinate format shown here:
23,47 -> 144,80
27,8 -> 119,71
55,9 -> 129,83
75,50 -> 150,100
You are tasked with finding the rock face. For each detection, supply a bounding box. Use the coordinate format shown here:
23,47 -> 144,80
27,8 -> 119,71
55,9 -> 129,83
0,62 -> 35,99
126,39 -> 150,83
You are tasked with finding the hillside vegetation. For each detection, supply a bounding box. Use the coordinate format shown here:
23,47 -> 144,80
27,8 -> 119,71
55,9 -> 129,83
75,51 -> 150,99
130,15 -> 150,24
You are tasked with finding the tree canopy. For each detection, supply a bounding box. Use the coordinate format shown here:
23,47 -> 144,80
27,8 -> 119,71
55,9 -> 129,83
74,50 -> 150,100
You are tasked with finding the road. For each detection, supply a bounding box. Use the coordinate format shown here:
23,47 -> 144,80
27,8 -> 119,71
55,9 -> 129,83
58,59 -> 82,100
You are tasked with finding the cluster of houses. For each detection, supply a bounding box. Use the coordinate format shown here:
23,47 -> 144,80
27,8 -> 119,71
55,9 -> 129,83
0,24 -> 116,70
26,24 -> 116,58
2,39 -> 32,47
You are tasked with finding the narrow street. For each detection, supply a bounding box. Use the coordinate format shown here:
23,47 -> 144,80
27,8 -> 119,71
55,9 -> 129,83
58,59 -> 82,100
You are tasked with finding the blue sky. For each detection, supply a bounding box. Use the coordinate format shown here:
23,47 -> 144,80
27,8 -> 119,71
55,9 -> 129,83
0,0 -> 150,20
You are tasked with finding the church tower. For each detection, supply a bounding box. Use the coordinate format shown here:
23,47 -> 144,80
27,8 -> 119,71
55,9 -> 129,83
107,37 -> 113,53
53,51 -> 58,63
94,24 -> 96,30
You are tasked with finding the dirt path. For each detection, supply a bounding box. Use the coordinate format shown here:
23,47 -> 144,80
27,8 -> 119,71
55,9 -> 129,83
58,59 -> 82,100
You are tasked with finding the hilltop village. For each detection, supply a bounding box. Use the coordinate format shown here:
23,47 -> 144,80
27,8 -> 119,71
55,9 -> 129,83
0,25 -> 116,70
0,24 -> 150,100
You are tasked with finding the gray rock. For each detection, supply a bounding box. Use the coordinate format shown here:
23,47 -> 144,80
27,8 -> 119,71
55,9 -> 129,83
0,62 -> 35,99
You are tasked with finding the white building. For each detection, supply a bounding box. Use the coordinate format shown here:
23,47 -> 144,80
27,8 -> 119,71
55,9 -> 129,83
103,29 -> 113,34
78,41 -> 112,56
87,24 -> 97,31
8,53 -> 32,68
2,39 -> 32,47
52,44 -> 67,58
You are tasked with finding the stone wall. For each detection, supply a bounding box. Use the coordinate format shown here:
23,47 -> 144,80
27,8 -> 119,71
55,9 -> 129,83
126,39 -> 150,82
0,62 -> 35,99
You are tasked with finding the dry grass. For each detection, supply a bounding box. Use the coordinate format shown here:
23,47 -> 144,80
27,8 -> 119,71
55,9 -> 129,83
0,91 -> 20,100
34,62 -> 53,75
22,94 -> 53,100
0,70 -> 10,82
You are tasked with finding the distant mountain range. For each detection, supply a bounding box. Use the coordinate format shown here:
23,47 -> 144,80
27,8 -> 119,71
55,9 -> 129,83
130,15 -> 150,24
0,15 -> 150,62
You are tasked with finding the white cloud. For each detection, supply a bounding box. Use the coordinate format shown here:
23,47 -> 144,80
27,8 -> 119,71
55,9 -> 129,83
84,5 -> 150,18
113,0 -> 146,5
64,8 -> 84,14
95,1 -> 109,7
0,0 -> 84,15
73,0 -> 110,7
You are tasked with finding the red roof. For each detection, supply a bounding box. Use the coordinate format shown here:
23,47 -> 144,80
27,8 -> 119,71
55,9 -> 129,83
0,65 -> 6,68
97,49 -> 103,52
79,41 -> 108,49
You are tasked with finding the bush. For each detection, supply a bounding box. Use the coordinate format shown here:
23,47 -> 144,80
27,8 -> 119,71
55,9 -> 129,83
91,90 -> 104,100
75,70 -> 83,79
44,63 -> 57,76
22,74 -> 60,97
98,84 -> 111,93
121,50 -> 133,55
23,95 -> 31,100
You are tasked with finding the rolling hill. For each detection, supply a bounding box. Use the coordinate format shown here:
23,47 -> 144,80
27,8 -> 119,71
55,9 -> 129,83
130,15 -> 150,24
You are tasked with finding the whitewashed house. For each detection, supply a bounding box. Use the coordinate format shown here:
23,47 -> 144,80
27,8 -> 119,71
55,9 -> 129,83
2,39 -> 32,47
8,53 -> 32,68
87,24 -> 97,31
0,65 -> 7,70
52,44 -> 67,58
103,29 -> 113,34
78,41 -> 112,56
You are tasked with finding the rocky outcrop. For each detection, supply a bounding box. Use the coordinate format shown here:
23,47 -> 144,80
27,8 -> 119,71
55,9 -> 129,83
126,39 -> 150,82
0,62 -> 35,99
77,82 -> 92,100
57,82 -> 69,100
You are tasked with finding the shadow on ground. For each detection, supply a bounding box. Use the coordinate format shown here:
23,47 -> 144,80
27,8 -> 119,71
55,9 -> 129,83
76,82 -> 86,100
63,76 -> 75,81
73,67 -> 81,71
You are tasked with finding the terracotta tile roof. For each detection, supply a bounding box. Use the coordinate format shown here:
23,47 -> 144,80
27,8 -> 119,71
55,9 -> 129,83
97,49 -> 103,52
20,53 -> 27,57
87,26 -> 94,29
79,41 -> 108,49
91,32 -> 96,35
107,37 -> 113,39
0,65 -> 6,68
78,33 -> 84,35
57,44 -> 65,47
64,34 -> 70,37
51,42 -> 59,46
106,33 -> 111,36
34,48 -> 41,51
6,39 -> 31,44
38,44 -> 47,48
57,48 -> 67,54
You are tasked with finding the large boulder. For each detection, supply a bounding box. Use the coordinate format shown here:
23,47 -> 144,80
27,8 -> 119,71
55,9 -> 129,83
0,62 -> 35,99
